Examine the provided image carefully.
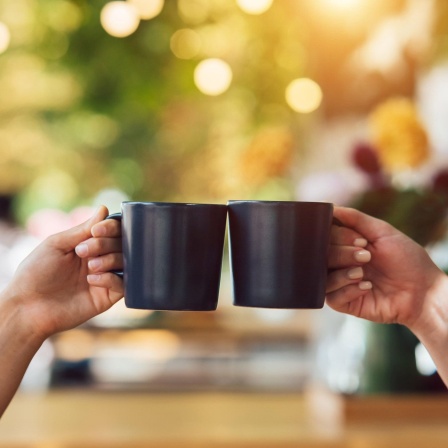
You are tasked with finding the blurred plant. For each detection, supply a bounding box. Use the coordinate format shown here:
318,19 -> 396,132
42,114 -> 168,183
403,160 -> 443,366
0,0 -> 313,222
351,97 -> 448,246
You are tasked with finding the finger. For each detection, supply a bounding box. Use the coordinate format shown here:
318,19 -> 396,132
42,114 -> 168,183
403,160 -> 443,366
326,266 -> 364,294
87,273 -> 124,304
328,245 -> 371,269
88,253 -> 123,273
75,237 -> 122,258
91,218 -> 122,238
333,206 -> 391,241
331,225 -> 368,247
326,281 -> 373,314
50,206 -> 109,252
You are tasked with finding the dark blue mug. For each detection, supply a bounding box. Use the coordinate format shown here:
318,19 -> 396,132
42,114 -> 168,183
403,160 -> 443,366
227,200 -> 333,309
108,201 -> 227,311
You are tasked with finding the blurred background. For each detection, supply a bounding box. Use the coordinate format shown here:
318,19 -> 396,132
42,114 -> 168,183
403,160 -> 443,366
2,0 -> 448,446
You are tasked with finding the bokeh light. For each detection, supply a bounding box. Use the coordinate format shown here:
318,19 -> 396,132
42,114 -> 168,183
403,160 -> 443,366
285,78 -> 323,113
194,58 -> 233,96
44,1 -> 84,33
177,0 -> 209,25
128,0 -> 164,20
92,188 -> 130,214
236,0 -> 273,15
100,1 -> 140,38
415,342 -> 437,376
0,22 -> 11,54
170,28 -> 201,59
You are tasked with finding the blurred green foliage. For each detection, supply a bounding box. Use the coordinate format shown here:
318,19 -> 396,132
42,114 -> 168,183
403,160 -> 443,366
0,0 -> 313,222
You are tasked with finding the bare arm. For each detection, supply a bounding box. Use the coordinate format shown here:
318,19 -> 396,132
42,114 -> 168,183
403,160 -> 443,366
408,273 -> 448,386
0,206 -> 123,417
0,296 -> 44,417
327,206 -> 448,386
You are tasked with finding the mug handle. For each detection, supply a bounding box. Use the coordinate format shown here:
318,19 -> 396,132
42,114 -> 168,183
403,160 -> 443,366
105,212 -> 124,278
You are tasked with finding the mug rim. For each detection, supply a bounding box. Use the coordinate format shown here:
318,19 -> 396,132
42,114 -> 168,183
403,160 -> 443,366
122,201 -> 227,208
227,200 -> 333,206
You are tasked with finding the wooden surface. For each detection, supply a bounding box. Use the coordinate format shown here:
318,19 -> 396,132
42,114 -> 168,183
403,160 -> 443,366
306,385 -> 448,424
1,391 -> 448,447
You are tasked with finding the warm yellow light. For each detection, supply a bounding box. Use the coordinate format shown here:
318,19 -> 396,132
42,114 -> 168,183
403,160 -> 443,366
285,78 -> 323,113
194,58 -> 233,96
323,0 -> 360,8
170,28 -> 201,59
0,22 -> 11,54
177,0 -> 209,25
100,2 -> 140,38
236,0 -> 273,15
128,0 -> 164,20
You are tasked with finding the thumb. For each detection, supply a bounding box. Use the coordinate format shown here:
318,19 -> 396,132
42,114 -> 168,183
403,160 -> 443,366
50,206 -> 109,252
333,206 -> 392,242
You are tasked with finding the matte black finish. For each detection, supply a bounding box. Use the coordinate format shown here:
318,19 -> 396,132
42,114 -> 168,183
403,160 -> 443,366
110,202 -> 227,311
228,201 -> 333,309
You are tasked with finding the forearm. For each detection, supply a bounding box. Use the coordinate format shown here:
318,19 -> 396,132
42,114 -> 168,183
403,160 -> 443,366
409,273 -> 448,387
0,292 -> 45,417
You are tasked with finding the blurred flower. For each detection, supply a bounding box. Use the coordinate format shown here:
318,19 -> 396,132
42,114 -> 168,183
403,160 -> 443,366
26,209 -> 73,240
369,97 -> 430,172
239,127 -> 294,187
432,168 -> 448,195
70,206 -> 97,226
352,142 -> 382,175
26,206 -> 95,240
352,142 -> 387,189
350,98 -> 448,246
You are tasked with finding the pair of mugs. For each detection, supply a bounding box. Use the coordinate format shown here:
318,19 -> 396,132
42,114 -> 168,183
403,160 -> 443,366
108,200 -> 333,311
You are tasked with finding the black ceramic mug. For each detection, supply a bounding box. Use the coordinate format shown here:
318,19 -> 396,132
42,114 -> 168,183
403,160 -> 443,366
227,200 -> 333,309
108,202 -> 228,311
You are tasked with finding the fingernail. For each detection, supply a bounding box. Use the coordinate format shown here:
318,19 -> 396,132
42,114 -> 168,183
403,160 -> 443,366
354,250 -> 371,263
359,281 -> 372,290
354,238 -> 368,247
348,267 -> 363,279
87,274 -> 101,282
88,258 -> 102,270
75,243 -> 88,257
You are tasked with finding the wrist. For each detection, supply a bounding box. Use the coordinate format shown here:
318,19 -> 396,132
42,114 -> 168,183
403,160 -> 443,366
0,288 -> 47,348
408,271 -> 448,348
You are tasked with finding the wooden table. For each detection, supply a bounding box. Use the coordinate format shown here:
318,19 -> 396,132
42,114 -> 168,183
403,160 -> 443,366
1,391 -> 448,447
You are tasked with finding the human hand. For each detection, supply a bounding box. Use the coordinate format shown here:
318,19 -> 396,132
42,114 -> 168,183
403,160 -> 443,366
326,206 -> 446,333
3,206 -> 123,341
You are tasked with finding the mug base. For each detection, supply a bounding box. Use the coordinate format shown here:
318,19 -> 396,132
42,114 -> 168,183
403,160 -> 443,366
232,302 -> 324,310
124,304 -> 218,312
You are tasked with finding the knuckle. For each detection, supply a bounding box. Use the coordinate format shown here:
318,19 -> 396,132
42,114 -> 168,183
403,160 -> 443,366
46,234 -> 59,247
86,238 -> 103,255
101,252 -> 123,269
94,238 -> 107,252
106,219 -> 121,235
